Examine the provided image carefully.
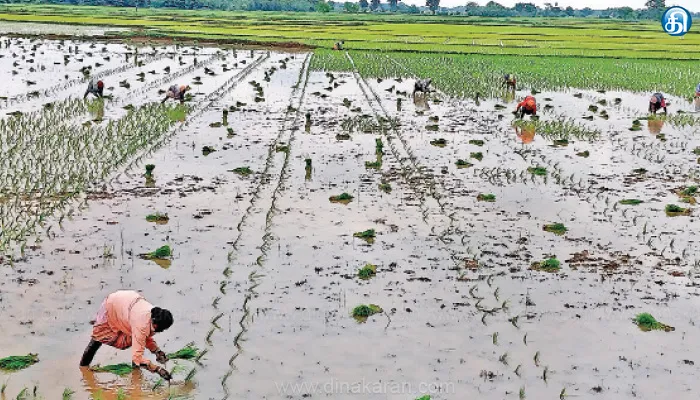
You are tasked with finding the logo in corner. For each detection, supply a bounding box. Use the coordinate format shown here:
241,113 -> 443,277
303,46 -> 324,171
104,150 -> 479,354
662,6 -> 693,37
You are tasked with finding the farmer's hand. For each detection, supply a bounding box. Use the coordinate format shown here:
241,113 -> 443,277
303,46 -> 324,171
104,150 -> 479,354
155,349 -> 168,365
156,366 -> 172,381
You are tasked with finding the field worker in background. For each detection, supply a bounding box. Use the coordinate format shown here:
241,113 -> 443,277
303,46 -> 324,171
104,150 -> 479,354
515,95 -> 537,119
648,92 -> 667,114
79,290 -> 174,381
333,40 -> 344,51
696,83 -> 700,98
503,74 -> 516,91
84,79 -> 105,99
413,78 -> 432,96
162,84 -> 191,104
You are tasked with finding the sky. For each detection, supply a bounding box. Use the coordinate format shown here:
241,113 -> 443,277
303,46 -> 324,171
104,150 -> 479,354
399,0 -> 700,12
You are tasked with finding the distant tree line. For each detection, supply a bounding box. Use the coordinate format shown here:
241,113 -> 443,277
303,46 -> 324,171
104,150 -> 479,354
1,0 -> 696,20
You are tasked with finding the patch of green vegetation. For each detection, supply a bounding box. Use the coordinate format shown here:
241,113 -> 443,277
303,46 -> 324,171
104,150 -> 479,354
329,192 -> 354,204
426,124 -> 439,131
531,257 -> 561,272
470,152 -> 483,161
231,167 -> 253,176
553,139 -> 569,146
358,264 -> 377,280
352,304 -> 382,321
353,229 -> 375,239
681,186 -> 698,197
543,223 -> 567,235
146,213 -> 169,223
576,150 -> 590,157
91,363 -> 135,376
0,354 -> 38,371
528,166 -> 547,176
477,193 -> 496,202
588,105 -> 598,113
632,168 -> 647,174
469,139 -> 485,146
202,145 -> 216,156
143,245 -> 172,260
145,164 -> 155,177
365,160 -> 382,169
378,183 -> 392,193
276,145 -> 289,153
416,396 -> 431,400
619,199 -> 643,205
665,204 -> 690,216
456,159 -> 473,168
633,313 -> 674,332
167,342 -> 200,360
62,388 -> 75,400
375,138 -> 384,154
430,138 -> 447,147
693,147 -> 700,156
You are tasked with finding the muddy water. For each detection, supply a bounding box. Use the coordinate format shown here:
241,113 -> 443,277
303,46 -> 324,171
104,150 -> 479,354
1,35 -> 700,400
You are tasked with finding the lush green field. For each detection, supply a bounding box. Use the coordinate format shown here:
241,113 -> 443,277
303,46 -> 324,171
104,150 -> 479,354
1,4 -> 700,59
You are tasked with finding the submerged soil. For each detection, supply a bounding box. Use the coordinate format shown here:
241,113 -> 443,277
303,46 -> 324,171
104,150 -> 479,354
1,34 -> 699,400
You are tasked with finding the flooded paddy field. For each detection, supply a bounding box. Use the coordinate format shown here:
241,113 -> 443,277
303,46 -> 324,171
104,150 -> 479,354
1,34 -> 700,400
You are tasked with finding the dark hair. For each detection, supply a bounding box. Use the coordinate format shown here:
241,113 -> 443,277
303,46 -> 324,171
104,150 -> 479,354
151,307 -> 173,333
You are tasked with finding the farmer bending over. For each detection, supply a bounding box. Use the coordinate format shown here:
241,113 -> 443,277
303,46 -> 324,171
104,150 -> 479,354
162,84 -> 191,104
649,92 -> 667,114
413,78 -> 432,96
84,79 -> 105,99
503,74 -> 516,91
515,95 -> 537,119
79,290 -> 174,381
333,41 -> 344,51
695,83 -> 700,98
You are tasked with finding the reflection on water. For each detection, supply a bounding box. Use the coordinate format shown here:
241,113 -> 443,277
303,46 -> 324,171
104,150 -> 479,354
502,90 -> 515,104
413,94 -> 431,111
514,124 -> 536,144
694,98 -> 700,113
648,119 -> 664,134
81,368 -> 194,399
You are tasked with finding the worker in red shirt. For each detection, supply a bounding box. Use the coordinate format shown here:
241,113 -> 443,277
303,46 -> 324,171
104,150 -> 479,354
515,95 -> 537,119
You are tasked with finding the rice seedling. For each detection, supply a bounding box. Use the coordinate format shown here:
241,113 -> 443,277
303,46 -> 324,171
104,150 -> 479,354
184,367 -> 197,382
416,396 -> 431,400
470,152 -> 483,161
352,304 -> 382,322
152,379 -> 164,391
378,182 -> 392,193
1,382 -> 7,394
202,146 -> 216,156
141,245 -> 172,260
146,213 -> 169,224
145,164 -> 156,178
633,313 -> 674,332
492,332 -> 498,345
230,167 -> 253,176
329,193 -> 354,204
90,363 -> 135,376
553,139 -> 569,147
0,354 -> 38,371
477,194 -> 495,202
357,264 -> 377,280
693,147 -> 700,156
365,160 -> 382,169
16,388 -> 28,400
514,364 -> 522,377
167,342 -> 200,360
499,352 -> 509,366
665,204 -> 691,217
681,186 -> 698,197
576,150 -> 590,157
560,388 -> 567,400
455,159 -> 473,168
426,124 -> 439,131
276,145 -> 289,153
519,387 -> 525,400
62,388 -> 75,400
469,139 -> 485,146
528,166 -> 547,176
353,229 -> 375,244
534,351 -> 540,367
619,199 -> 643,205
375,138 -> 384,154
305,158 -> 312,180
430,138 -> 447,147
543,223 -> 567,235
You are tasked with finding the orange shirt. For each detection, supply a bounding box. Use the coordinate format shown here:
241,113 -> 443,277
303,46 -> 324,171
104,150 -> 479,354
517,96 -> 537,113
104,290 -> 158,367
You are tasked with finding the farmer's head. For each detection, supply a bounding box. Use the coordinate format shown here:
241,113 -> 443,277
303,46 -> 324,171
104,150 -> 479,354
151,307 -> 173,333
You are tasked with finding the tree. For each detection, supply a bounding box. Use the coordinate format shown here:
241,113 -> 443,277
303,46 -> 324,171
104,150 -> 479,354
344,1 -> 359,12
485,1 -> 504,9
645,0 -> 665,9
425,0 -> 438,13
407,4 -> 419,13
564,6 -> 574,16
316,0 -> 332,12
513,2 -> 537,15
388,0 -> 397,10
370,0 -> 379,10
359,0 -> 368,8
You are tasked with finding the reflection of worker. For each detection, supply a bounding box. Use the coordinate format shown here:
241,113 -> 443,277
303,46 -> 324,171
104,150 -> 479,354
515,124 -> 536,144
648,118 -> 664,134
81,368 -> 147,400
515,95 -> 537,119
503,74 -> 516,91
162,84 -> 191,104
84,79 -> 105,99
79,290 -> 174,381
648,92 -> 667,114
333,40 -> 344,50
413,92 -> 431,111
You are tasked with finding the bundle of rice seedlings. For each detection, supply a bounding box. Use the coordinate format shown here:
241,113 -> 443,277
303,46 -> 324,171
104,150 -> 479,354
0,354 -> 38,371
167,343 -> 200,360
146,213 -> 169,223
90,363 -> 135,376
633,313 -> 674,332
329,193 -> 354,204
543,223 -> 567,235
141,245 -> 172,260
357,264 -> 377,280
352,304 -> 382,321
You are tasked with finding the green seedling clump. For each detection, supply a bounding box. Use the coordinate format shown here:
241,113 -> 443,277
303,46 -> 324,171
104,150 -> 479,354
167,342 -> 200,360
352,304 -> 383,321
576,150 -> 590,157
276,145 -> 289,153
202,146 -> 216,156
329,192 -> 354,204
357,264 -> 377,280
354,229 -> 375,239
632,168 -> 647,174
665,204 -> 690,216
693,147 -> 700,156
91,363 -> 135,376
426,124 -> 439,131
145,164 -> 155,177
430,138 -> 447,147
231,167 -> 253,176
528,166 -> 547,176
378,183 -> 392,193
477,193 -> 496,202
146,213 -> 169,223
543,223 -> 567,235
553,139 -> 569,146
142,245 -> 172,260
470,152 -> 484,161
469,139 -> 485,146
416,396 -> 431,400
375,138 -> 384,154
633,313 -> 674,332
0,354 -> 38,371
531,257 -> 561,272
681,186 -> 698,197
456,159 -> 473,168
365,160 -> 382,169
619,199 -> 643,205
